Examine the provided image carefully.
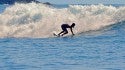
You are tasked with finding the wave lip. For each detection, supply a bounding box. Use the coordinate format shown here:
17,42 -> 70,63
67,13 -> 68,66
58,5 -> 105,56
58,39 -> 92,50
0,3 -> 125,38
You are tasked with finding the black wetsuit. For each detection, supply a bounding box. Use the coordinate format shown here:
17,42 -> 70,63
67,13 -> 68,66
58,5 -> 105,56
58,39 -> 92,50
61,24 -> 71,32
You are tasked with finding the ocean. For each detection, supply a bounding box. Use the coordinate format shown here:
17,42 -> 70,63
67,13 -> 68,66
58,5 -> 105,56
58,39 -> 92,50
0,3 -> 125,70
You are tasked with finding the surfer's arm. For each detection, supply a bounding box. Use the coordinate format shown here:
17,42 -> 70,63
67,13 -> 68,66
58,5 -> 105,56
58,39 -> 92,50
70,28 -> 74,35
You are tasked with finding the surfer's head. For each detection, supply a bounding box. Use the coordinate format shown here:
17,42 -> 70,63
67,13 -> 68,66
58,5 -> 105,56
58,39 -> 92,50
71,23 -> 75,28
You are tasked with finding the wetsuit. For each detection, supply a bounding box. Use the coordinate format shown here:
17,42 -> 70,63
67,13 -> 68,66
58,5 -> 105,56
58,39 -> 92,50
61,24 -> 71,33
58,23 -> 74,36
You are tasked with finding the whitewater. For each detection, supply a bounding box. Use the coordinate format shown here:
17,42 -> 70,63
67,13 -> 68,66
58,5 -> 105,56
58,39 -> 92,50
0,3 -> 125,70
0,3 -> 125,38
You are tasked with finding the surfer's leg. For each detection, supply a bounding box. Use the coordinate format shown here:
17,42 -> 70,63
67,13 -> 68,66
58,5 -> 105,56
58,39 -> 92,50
58,31 -> 64,36
61,31 -> 68,36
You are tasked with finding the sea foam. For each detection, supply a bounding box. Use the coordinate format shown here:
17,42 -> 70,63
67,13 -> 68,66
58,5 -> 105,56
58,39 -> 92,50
0,3 -> 125,38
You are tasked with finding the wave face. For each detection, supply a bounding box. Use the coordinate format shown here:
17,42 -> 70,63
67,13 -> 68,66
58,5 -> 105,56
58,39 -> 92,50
0,3 -> 125,38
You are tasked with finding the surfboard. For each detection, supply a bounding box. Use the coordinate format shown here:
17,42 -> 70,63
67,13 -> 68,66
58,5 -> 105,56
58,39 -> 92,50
53,33 -> 58,36
53,33 -> 75,38
53,33 -> 59,37
53,31 -> 74,37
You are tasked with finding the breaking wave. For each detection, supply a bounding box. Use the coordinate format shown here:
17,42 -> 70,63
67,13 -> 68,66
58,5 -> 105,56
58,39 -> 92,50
0,3 -> 125,38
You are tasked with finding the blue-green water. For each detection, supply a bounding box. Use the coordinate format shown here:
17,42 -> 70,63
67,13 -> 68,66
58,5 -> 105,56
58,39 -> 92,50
0,3 -> 125,70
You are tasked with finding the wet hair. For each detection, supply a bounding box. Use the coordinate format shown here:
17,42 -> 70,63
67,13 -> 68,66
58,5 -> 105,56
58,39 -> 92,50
71,23 -> 75,28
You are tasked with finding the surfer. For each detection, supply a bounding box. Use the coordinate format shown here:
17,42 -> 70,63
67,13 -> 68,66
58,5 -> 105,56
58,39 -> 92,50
58,23 -> 75,36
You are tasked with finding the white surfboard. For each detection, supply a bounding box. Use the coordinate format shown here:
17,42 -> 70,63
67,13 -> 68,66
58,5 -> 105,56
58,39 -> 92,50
53,33 -> 59,37
53,31 -> 74,37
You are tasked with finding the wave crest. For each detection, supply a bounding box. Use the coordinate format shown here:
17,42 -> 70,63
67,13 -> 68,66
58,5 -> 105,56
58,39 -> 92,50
0,3 -> 125,38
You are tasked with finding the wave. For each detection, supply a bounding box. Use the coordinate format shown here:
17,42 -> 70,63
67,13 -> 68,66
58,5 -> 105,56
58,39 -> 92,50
0,3 -> 125,38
